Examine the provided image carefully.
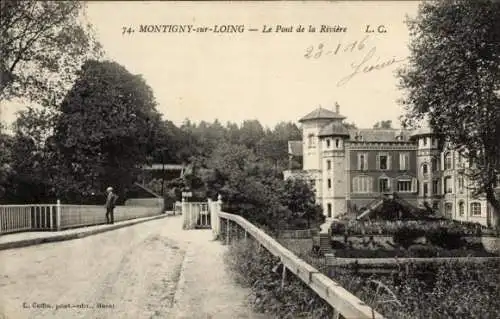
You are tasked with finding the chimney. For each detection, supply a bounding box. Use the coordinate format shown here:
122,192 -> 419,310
335,102 -> 340,114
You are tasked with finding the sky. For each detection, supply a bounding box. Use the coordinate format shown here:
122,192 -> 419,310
1,1 -> 422,130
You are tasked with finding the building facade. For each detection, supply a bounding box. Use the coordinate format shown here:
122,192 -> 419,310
285,105 -> 493,226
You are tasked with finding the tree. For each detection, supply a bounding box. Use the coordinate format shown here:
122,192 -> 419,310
4,107 -> 61,203
398,0 -> 500,227
0,132 -> 14,200
239,119 -> 265,150
344,122 -> 358,129
53,60 -> 161,201
373,120 -> 393,129
256,122 -> 302,173
277,178 -> 324,230
0,1 -> 102,103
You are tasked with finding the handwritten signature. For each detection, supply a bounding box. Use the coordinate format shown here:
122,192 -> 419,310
304,36 -> 407,87
336,47 -> 406,87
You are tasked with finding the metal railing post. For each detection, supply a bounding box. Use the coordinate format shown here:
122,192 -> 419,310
226,219 -> 230,245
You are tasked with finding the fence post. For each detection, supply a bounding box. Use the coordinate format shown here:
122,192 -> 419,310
226,219 -> 230,245
56,199 -> 61,230
281,263 -> 287,289
181,198 -> 188,229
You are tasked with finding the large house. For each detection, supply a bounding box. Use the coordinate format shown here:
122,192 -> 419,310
285,104 -> 495,226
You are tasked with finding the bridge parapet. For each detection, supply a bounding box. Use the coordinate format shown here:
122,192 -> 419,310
212,200 -> 385,319
0,201 -> 164,235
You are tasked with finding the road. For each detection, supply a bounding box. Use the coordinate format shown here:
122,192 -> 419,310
0,216 -> 265,319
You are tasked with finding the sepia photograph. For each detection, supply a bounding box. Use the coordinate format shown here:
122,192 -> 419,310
0,1 -> 499,318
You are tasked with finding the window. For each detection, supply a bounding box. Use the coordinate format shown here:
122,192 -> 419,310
379,178 -> 390,192
335,139 -> 340,148
397,180 -> 412,192
326,139 -> 330,148
377,153 -> 391,170
422,163 -> 428,175
458,201 -> 465,216
327,203 -> 332,218
457,176 -> 464,192
423,183 -> 428,197
470,203 -> 481,216
432,202 -> 439,211
445,203 -> 453,217
352,176 -> 373,193
444,177 -> 453,193
308,134 -> 315,148
327,178 -> 332,189
327,160 -> 331,170
423,137 -> 427,146
399,153 -> 409,170
432,180 -> 439,195
358,153 -> 368,171
431,158 -> 439,172
445,152 -> 452,170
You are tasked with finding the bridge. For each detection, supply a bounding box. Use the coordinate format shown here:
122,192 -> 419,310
0,198 -> 384,319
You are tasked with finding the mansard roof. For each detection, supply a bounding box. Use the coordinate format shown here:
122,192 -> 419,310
409,114 -> 434,138
298,106 -> 346,122
347,129 -> 413,142
319,121 -> 350,137
409,126 -> 434,138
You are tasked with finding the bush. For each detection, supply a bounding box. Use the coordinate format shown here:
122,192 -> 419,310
329,221 -> 346,235
407,244 -> 439,257
426,227 -> 465,249
224,239 -> 333,318
393,227 -> 425,249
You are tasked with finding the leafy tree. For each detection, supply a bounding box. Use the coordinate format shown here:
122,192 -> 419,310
53,60 -> 161,201
398,0 -> 500,227
0,132 -> 14,200
373,120 -> 393,129
0,1 -> 102,103
256,122 -> 302,173
239,119 -> 265,150
277,178 -> 324,230
0,107 -> 61,203
344,122 -> 358,129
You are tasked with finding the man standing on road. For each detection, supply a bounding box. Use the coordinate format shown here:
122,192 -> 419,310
105,187 -> 118,224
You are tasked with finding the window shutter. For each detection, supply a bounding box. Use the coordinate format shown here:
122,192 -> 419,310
411,177 -> 417,193
388,178 -> 392,191
387,155 -> 392,170
364,154 -> 368,171
376,154 -> 380,170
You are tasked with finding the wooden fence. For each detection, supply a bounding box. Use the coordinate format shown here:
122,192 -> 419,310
0,201 -> 164,235
212,207 -> 384,319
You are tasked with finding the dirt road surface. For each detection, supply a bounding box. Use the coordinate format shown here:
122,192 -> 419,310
0,216 -> 267,319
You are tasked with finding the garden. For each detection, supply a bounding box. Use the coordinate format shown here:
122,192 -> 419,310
328,218 -> 499,258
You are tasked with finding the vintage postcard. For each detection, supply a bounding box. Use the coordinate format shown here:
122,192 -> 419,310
1,1 -> 499,319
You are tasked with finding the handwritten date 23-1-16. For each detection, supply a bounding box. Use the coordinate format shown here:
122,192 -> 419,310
304,35 -> 370,59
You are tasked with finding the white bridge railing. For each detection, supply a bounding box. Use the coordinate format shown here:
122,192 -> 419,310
210,198 -> 384,319
0,201 -> 163,235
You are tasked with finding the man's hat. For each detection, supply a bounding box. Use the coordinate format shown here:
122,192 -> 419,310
106,187 -> 113,192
